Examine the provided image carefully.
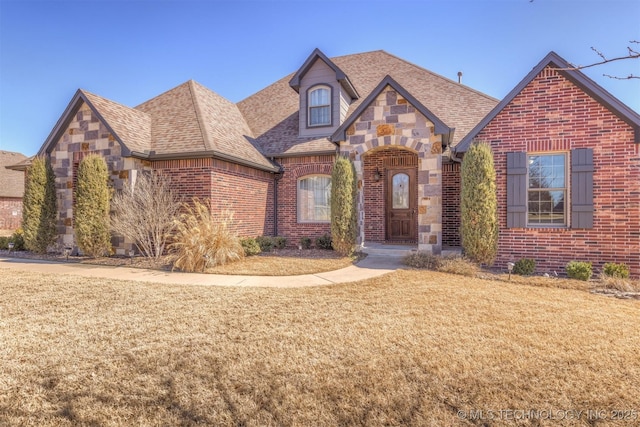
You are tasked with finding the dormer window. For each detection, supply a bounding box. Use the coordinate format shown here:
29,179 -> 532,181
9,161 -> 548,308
308,85 -> 331,127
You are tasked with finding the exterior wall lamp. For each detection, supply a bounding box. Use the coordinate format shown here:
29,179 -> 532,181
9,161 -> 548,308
373,167 -> 381,182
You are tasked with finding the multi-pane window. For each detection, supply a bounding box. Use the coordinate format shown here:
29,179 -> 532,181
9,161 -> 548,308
298,175 -> 331,222
527,153 -> 566,225
308,86 -> 331,126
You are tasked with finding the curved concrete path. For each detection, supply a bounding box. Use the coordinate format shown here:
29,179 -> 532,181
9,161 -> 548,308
0,255 -> 403,288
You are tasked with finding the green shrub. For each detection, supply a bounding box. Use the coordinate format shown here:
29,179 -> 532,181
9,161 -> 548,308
513,258 -> 536,276
255,236 -> 274,252
273,236 -> 287,250
437,255 -> 479,277
460,141 -> 498,265
566,261 -> 593,281
403,252 -> 442,270
22,156 -> 57,254
315,233 -> 332,250
330,156 -> 357,255
603,262 -> 630,279
299,236 -> 312,249
241,237 -> 261,256
0,236 -> 9,250
74,154 -> 111,257
9,228 -> 26,251
171,200 -> 244,272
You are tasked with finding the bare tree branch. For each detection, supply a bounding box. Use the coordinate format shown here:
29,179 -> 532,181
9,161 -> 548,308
558,41 -> 640,79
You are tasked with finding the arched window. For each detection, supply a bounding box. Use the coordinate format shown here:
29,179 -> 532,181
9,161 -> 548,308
298,175 -> 331,222
308,86 -> 331,126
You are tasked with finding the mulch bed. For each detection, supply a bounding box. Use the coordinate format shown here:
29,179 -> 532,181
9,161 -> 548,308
0,248 -> 347,272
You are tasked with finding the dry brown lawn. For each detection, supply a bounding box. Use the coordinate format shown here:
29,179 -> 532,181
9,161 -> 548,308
1,248 -> 357,276
1,269 -> 639,426
207,250 -> 358,275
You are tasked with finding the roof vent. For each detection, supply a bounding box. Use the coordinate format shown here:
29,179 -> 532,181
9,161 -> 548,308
457,71 -> 463,84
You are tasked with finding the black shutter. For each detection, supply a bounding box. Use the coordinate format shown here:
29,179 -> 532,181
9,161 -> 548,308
571,148 -> 594,228
506,152 -> 527,228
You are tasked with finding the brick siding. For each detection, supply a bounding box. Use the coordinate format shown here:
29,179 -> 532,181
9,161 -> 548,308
153,158 -> 275,238
0,198 -> 22,230
442,162 -> 461,247
275,155 -> 335,245
476,66 -> 640,276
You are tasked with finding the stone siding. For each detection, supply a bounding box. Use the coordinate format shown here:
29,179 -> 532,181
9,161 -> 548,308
339,86 -> 443,253
50,102 -> 148,254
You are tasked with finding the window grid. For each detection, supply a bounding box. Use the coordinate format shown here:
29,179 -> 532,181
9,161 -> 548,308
297,175 -> 331,223
527,153 -> 567,226
308,86 -> 331,127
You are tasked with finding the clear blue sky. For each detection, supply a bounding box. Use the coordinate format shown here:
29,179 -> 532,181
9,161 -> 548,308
1,0 -> 639,155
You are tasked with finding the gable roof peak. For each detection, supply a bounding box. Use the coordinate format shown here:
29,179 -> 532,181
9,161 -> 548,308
456,50 -> 640,152
332,74 -> 453,143
36,89 -> 151,158
288,48 -> 359,99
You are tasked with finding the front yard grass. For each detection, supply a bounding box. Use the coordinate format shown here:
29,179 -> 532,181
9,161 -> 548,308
0,248 -> 358,276
1,269 -> 639,426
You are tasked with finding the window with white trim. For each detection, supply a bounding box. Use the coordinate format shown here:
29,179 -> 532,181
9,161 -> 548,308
308,86 -> 331,126
527,153 -> 567,225
298,175 -> 331,222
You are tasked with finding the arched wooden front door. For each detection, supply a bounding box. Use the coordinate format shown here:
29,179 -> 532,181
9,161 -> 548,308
386,169 -> 417,242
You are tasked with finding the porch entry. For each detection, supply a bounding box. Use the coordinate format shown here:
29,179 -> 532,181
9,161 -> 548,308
386,168 -> 417,242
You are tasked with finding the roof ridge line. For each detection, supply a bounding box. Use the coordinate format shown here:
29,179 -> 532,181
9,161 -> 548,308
188,80 -> 214,151
80,89 -> 149,117
377,50 -> 500,102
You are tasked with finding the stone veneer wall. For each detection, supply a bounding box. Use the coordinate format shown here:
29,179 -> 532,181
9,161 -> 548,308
0,198 -> 22,230
339,86 -> 443,253
50,102 -> 148,254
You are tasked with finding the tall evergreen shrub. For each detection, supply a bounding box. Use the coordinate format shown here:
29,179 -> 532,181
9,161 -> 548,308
74,154 -> 111,257
460,141 -> 498,265
22,157 -> 57,253
330,156 -> 357,255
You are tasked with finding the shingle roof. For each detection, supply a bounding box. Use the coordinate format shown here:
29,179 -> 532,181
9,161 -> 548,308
36,49 -> 499,170
135,80 -> 277,170
238,50 -> 499,156
0,151 -> 27,198
37,90 -> 151,158
82,90 -> 152,154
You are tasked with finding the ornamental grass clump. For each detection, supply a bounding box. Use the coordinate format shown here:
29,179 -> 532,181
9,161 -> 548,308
171,199 -> 244,272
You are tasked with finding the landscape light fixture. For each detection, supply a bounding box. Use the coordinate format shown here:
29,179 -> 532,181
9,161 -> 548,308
507,262 -> 515,280
8,242 -> 14,252
64,246 -> 72,261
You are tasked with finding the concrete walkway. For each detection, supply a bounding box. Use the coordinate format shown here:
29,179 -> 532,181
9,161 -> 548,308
0,255 -> 403,288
